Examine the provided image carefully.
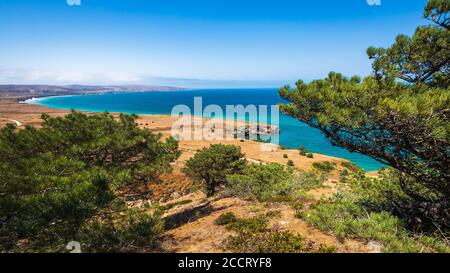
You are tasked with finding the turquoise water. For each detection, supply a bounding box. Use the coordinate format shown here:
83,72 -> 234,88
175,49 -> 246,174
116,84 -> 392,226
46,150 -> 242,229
31,89 -> 384,171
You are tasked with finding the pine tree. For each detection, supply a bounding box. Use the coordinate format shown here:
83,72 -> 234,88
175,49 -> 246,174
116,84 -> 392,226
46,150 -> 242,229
279,0 -> 449,229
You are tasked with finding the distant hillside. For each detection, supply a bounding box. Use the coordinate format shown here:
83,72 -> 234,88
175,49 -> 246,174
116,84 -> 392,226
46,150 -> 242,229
0,84 -> 185,98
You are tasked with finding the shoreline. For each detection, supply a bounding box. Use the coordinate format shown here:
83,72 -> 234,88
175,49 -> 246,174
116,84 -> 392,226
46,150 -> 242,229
0,93 -> 380,173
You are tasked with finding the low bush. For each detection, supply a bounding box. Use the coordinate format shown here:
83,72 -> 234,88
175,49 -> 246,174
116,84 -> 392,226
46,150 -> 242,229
77,208 -> 164,253
225,230 -> 335,253
220,213 -> 335,253
312,161 -> 337,173
287,160 -> 294,167
303,185 -> 450,253
215,212 -> 238,226
306,153 -> 314,158
226,163 -> 325,202
226,215 -> 270,234
283,154 -> 289,159
297,147 -> 308,156
226,163 -> 293,202
291,172 -> 325,192
340,169 -> 349,177
340,161 -> 362,172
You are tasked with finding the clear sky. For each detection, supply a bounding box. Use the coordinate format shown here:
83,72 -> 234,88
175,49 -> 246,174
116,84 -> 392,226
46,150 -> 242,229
0,0 -> 430,88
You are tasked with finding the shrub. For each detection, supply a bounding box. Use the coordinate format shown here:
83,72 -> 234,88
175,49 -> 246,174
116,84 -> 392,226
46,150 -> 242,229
283,154 -> 289,159
341,161 -> 362,172
77,208 -> 164,253
215,212 -> 238,226
304,189 -> 450,253
291,171 -> 325,192
287,160 -> 294,167
221,213 -> 335,253
226,163 -> 293,202
226,230 -> 310,253
312,161 -> 337,173
279,145 -> 289,150
297,147 -> 308,156
306,153 -> 314,158
340,169 -> 350,177
226,163 -> 325,203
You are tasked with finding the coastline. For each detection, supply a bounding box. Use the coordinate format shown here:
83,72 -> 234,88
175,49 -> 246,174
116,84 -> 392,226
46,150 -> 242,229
0,93 -> 366,175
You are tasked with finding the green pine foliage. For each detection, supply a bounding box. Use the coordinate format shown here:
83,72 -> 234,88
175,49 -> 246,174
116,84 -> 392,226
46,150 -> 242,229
0,111 -> 180,252
279,0 -> 449,230
182,144 -> 247,197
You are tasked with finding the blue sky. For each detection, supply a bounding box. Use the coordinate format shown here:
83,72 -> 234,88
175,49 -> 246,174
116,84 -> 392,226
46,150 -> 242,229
0,0 -> 429,88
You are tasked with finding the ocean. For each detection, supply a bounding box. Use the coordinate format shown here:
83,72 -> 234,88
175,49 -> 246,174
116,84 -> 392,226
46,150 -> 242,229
30,88 -> 384,171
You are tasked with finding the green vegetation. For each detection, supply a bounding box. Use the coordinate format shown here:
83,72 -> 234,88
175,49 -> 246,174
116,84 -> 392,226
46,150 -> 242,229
302,172 -> 450,253
226,163 -> 293,201
287,160 -> 294,167
226,163 -> 325,202
340,169 -> 350,177
279,0 -> 449,230
225,230 -> 335,253
283,153 -> 289,158
216,212 -> 334,253
214,212 -> 238,226
279,145 -> 289,150
183,144 -> 246,197
291,171 -> 325,192
297,146 -> 308,156
306,153 -> 314,158
0,112 -> 180,252
77,208 -> 164,253
225,213 -> 272,234
159,199 -> 193,211
341,161 -> 362,173
312,161 -> 337,173
215,211 -> 279,233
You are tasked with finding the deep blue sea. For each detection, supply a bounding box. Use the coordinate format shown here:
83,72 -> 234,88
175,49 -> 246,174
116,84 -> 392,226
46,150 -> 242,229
31,89 -> 383,171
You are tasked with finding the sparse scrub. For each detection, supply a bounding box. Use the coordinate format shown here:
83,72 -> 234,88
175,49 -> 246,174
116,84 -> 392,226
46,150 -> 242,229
226,163 -> 324,202
225,230 -> 335,253
220,213 -> 335,253
303,175 -> 450,253
312,161 -> 337,173
159,199 -> 193,211
226,215 -> 270,234
340,169 -> 349,177
297,146 -> 308,156
215,212 -> 238,226
341,161 -> 362,173
291,171 -> 325,192
226,163 -> 293,202
78,208 -> 164,253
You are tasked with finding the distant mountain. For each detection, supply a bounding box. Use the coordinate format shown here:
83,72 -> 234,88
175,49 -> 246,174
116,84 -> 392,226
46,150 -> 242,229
0,84 -> 185,98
